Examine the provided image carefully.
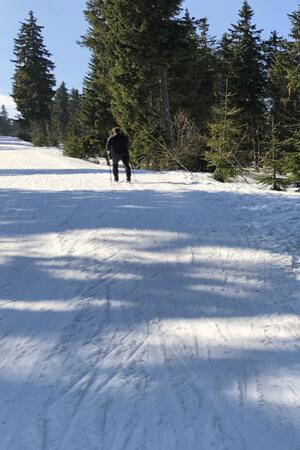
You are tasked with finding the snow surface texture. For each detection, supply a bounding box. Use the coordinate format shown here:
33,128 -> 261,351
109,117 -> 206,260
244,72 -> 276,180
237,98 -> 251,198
0,136 -> 300,450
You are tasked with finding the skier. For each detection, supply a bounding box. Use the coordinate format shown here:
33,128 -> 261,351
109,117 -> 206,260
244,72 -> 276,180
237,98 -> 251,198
106,127 -> 131,182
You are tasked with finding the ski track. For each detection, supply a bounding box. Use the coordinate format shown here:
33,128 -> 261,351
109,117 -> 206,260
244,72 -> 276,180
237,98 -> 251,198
0,136 -> 300,449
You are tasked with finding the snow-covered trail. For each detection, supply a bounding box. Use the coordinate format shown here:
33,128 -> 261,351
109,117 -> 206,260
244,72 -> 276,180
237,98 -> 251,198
0,137 -> 300,450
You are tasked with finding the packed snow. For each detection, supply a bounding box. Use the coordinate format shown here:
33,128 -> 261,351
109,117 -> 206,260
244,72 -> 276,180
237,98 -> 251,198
0,136 -> 300,450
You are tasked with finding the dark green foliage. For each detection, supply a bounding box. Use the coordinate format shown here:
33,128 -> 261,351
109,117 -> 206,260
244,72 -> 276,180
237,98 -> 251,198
68,89 -> 81,119
63,134 -> 85,159
12,11 -> 55,145
82,0 -> 192,164
0,105 -> 12,135
63,90 -> 84,158
263,31 -> 285,120
170,14 -> 216,132
227,1 -> 266,165
101,0 -> 182,147
79,2 -> 116,159
228,2 -> 265,115
52,82 -> 70,141
79,55 -> 114,157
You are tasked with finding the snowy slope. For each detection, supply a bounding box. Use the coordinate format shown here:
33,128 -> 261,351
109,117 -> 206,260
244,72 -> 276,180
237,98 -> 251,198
0,136 -> 300,450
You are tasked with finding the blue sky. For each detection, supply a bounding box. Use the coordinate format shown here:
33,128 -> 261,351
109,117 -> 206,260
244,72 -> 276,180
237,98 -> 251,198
1,0 -> 299,115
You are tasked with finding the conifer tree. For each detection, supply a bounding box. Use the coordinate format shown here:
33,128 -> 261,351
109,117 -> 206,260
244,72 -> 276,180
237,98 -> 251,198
260,118 -> 287,190
169,12 -> 216,133
286,7 -> 300,94
63,91 -> 84,159
169,11 -> 198,118
99,0 -> 182,153
268,6 -> 300,157
80,2 -> 115,158
12,11 -> 55,144
228,1 -> 265,165
206,84 -> 245,182
196,18 -> 217,128
52,82 -> 70,141
263,31 -> 284,114
283,144 -> 300,187
215,33 -> 235,110
80,55 -> 114,157
68,89 -> 81,119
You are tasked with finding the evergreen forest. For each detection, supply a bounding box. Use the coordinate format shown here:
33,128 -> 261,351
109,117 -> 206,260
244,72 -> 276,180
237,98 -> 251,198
8,1 -> 300,188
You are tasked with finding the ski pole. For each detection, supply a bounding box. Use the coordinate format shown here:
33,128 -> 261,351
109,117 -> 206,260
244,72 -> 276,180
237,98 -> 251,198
108,161 -> 112,183
106,152 -> 113,183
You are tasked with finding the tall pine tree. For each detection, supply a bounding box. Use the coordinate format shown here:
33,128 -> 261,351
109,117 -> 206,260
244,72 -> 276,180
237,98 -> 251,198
80,55 -> 114,157
79,1 -> 115,158
12,11 -> 55,144
52,82 -> 70,141
92,0 -> 183,159
170,13 -> 216,132
68,89 -> 81,120
228,1 -> 265,165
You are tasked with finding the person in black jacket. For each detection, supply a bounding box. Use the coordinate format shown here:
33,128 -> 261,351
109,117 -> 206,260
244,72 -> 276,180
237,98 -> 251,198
106,127 -> 131,182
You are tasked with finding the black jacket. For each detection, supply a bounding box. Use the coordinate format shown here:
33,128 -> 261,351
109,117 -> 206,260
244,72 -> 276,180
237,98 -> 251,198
106,134 -> 129,156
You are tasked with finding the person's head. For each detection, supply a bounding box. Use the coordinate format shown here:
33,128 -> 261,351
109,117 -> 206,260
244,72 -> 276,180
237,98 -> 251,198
113,127 -> 121,135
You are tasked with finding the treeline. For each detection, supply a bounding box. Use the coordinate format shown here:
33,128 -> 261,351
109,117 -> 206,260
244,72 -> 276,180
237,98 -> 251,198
10,2 -> 300,187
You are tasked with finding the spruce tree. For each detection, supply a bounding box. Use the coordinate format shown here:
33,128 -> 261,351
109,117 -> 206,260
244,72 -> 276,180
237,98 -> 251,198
52,82 -> 70,141
206,84 -> 245,182
215,33 -> 235,109
100,0 -> 182,154
12,11 -> 55,144
68,89 -> 81,120
80,55 -> 114,157
80,2 -> 115,158
260,118 -> 287,190
196,18 -> 217,128
228,1 -> 265,166
170,14 -> 216,133
268,6 -> 300,158
263,31 -> 284,114
102,1 -> 182,116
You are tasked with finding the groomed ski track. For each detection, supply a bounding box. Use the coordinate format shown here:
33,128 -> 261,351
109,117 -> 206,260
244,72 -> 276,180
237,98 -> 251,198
0,137 -> 300,450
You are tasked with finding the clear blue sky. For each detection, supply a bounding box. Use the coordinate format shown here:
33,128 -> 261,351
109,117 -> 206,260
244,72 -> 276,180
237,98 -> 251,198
1,0 -> 299,106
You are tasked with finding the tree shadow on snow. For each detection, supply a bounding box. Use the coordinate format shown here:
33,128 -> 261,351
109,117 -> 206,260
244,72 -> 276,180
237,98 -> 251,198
0,185 -> 299,448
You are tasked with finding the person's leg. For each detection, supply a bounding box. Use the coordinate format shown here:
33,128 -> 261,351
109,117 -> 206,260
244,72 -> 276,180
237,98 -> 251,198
121,154 -> 131,181
112,156 -> 120,181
